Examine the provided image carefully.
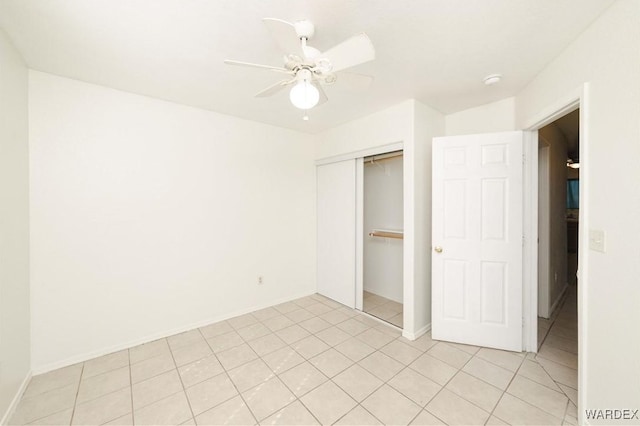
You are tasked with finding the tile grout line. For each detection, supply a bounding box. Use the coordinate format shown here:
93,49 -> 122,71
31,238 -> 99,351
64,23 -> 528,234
341,338 -> 460,425
68,363 -> 85,426
272,383 -> 325,425
167,336 -> 197,423
127,349 -> 134,426
248,305 -> 352,424
197,327 -> 259,425
562,396 -> 572,423
22,357 -> 126,407
90,368 -> 137,424
517,360 -> 571,393
298,322 -> 409,423
328,355 -> 407,425
10,370 -> 84,426
492,355 -> 569,424
485,352 -> 528,424
496,390 -> 566,424
260,340 -> 332,424
324,334 -> 433,424
332,402 -> 383,425
535,357 -> 579,408
419,344 -> 498,424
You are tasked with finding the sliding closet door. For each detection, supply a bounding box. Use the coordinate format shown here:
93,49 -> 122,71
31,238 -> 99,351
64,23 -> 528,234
317,160 -> 356,308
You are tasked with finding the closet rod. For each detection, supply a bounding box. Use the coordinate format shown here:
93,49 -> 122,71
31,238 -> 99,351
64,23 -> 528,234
364,151 -> 403,163
368,230 -> 404,239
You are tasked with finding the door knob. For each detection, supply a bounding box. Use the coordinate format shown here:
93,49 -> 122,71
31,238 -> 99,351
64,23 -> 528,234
434,246 -> 443,253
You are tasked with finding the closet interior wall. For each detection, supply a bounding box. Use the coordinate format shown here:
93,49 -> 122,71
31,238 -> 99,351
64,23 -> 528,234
363,152 -> 404,327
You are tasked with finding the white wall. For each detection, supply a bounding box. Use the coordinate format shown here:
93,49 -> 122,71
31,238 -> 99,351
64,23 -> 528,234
0,29 -> 30,420
539,125 -> 568,316
445,97 -> 516,136
537,141 -> 551,319
315,100 -> 414,159
316,100 -> 445,338
363,156 -> 403,303
516,1 -> 640,420
29,72 -> 316,372
412,101 -> 445,334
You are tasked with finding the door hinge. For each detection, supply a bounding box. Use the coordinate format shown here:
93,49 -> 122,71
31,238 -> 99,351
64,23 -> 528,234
522,235 -> 525,247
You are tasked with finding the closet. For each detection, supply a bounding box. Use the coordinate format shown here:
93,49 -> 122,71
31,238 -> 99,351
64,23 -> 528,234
316,149 -> 404,329
363,152 -> 403,327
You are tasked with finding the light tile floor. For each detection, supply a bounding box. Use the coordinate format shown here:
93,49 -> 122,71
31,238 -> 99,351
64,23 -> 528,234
10,289 -> 578,425
363,291 -> 403,328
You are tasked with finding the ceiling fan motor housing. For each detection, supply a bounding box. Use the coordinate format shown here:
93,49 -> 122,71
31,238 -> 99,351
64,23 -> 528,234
294,20 -> 315,40
296,68 -> 313,83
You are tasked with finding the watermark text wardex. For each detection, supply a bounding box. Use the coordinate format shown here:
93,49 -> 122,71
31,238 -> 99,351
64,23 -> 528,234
585,409 -> 639,421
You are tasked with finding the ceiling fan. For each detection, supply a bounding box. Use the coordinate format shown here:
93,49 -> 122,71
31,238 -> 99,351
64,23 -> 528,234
224,18 -> 375,114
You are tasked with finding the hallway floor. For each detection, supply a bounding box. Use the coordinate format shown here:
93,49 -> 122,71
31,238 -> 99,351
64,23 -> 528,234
11,291 -> 578,425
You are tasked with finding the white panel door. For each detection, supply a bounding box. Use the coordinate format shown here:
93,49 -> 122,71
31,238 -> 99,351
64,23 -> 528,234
317,160 -> 356,308
432,131 -> 523,351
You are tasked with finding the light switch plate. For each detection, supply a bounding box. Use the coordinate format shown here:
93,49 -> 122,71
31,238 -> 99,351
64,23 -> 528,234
589,229 -> 606,252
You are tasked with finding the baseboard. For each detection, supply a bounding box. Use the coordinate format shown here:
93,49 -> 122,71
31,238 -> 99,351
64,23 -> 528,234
362,289 -> 403,305
549,283 -> 569,319
402,323 -> 431,341
1,371 -> 32,426
32,290 -> 316,375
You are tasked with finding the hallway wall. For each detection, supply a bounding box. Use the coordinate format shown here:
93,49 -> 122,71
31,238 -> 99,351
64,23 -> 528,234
0,29 -> 30,420
538,124 -> 569,317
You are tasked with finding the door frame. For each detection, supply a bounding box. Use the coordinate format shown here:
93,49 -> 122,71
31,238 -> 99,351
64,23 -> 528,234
522,83 -> 589,421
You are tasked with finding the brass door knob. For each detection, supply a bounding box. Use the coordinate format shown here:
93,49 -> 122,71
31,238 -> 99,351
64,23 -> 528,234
434,246 -> 443,253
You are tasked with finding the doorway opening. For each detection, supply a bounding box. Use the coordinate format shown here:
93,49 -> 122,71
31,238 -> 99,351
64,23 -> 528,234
362,150 -> 403,328
536,108 -> 579,392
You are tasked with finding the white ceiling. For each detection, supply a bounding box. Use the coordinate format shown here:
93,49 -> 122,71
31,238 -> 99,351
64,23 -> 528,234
0,0 -> 613,133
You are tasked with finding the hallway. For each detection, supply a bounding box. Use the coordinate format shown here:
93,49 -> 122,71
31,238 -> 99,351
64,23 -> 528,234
536,285 -> 579,422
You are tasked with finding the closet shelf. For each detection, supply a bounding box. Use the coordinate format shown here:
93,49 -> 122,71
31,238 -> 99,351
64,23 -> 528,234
368,229 -> 404,239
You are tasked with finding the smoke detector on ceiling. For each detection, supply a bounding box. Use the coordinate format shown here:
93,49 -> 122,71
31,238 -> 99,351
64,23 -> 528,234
483,74 -> 502,85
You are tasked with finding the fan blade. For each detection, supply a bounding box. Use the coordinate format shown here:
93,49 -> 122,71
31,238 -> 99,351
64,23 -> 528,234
314,82 -> 328,106
263,18 -> 305,57
255,79 -> 295,98
338,72 -> 374,91
224,59 -> 292,74
320,33 -> 375,72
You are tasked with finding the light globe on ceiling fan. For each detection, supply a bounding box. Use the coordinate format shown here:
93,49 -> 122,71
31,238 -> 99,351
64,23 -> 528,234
289,69 -> 320,109
224,18 -> 375,115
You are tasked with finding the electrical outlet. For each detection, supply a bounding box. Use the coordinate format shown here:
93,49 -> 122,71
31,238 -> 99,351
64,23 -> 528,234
258,276 -> 263,285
